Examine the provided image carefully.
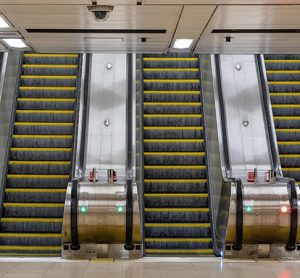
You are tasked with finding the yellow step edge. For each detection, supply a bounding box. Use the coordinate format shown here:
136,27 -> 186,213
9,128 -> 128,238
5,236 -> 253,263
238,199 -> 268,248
143,58 -> 198,61
23,64 -> 78,69
24,54 -> 78,58
5,189 -> 66,193
282,168 -> 300,171
0,233 -> 61,238
144,126 -> 203,130
276,129 -> 300,132
274,116 -> 300,120
144,79 -> 200,83
269,81 -> 300,85
16,110 -> 74,114
278,141 -> 300,145
144,139 -> 204,143
144,179 -> 207,183
7,174 -> 69,179
144,165 -> 206,169
144,208 -> 209,213
15,122 -> 73,126
144,193 -> 208,198
272,104 -> 300,108
12,135 -> 73,139
19,86 -> 76,91
21,75 -> 77,79
145,223 -> 210,228
17,98 -> 75,102
10,147 -> 72,151
144,114 -> 202,118
144,152 -> 205,156
280,154 -> 300,158
145,249 -> 214,254
0,246 -> 61,251
145,238 -> 211,243
8,161 -> 71,165
1,218 -> 63,223
144,90 -> 200,95
265,59 -> 300,63
144,102 -> 201,106
267,70 -> 300,74
270,93 -> 300,96
3,203 -> 65,208
144,68 -> 199,72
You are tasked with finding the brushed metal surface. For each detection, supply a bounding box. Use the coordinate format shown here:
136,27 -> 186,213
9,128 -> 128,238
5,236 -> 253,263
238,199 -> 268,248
226,181 -> 300,244
219,55 -> 272,181
0,52 -> 20,189
62,180 -> 141,245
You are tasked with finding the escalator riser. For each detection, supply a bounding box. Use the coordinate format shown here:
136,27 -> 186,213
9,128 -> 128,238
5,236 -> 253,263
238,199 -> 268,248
271,96 -> 300,104
0,222 -> 62,233
267,74 -> 300,81
143,61 -> 199,68
10,151 -> 71,161
278,145 -> 300,154
274,120 -> 300,128
144,182 -> 207,193
12,138 -> 73,148
2,207 -> 64,218
19,89 -> 76,99
145,241 -> 212,250
144,169 -> 206,179
282,170 -> 300,180
144,142 -> 205,152
144,106 -> 201,114
144,83 -> 200,91
16,113 -> 74,123
143,72 -> 199,79
7,178 -> 69,188
280,158 -> 300,167
276,132 -> 300,141
17,102 -> 75,110
272,108 -> 300,116
23,57 -> 78,65
144,156 -> 205,165
0,237 -> 61,246
144,130 -> 203,139
8,164 -> 70,175
21,79 -> 76,87
145,212 -> 210,222
144,94 -> 201,102
145,226 -> 211,238
144,197 -> 208,208
5,192 -> 66,203
14,126 -> 73,135
23,68 -> 77,76
268,84 -> 300,92
144,118 -> 202,126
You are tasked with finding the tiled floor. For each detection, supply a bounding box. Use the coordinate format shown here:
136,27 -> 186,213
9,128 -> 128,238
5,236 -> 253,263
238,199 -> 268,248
0,257 -> 300,278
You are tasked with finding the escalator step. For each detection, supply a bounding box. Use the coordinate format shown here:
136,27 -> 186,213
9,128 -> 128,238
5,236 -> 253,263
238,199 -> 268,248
19,86 -> 76,99
144,152 -> 205,165
10,148 -> 72,161
0,233 -> 61,246
0,246 -> 61,254
12,135 -> 73,148
16,110 -> 74,122
14,122 -> 73,135
144,126 -> 204,139
144,114 -> 202,126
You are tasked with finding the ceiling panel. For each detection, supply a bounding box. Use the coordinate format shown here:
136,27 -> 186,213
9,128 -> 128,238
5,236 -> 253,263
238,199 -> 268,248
196,5 -> 300,53
170,5 -> 216,51
0,4 -> 181,52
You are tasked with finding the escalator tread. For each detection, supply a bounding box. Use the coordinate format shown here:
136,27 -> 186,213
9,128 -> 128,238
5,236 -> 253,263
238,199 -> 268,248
142,54 -> 212,256
0,53 -> 80,256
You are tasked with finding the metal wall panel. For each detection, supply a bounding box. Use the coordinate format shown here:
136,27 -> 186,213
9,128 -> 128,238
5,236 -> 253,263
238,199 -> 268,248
0,51 -> 20,187
219,55 -> 271,180
85,54 -> 127,179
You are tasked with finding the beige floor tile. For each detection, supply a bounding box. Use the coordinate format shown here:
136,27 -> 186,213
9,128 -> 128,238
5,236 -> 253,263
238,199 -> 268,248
0,263 -> 19,272
82,270 -> 121,278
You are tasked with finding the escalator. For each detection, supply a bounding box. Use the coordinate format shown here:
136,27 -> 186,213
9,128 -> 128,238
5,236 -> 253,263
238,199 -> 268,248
264,55 -> 300,183
0,53 -> 81,256
142,54 -> 213,255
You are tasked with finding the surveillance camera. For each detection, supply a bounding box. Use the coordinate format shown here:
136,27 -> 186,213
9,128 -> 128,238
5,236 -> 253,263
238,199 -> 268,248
87,5 -> 114,22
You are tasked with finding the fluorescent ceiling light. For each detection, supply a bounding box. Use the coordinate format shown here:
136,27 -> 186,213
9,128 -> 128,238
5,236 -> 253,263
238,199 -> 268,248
0,16 -> 9,28
173,39 -> 193,49
3,38 -> 27,48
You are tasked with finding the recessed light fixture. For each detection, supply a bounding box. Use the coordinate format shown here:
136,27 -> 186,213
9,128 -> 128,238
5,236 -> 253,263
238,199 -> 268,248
3,38 -> 27,48
173,39 -> 193,49
0,15 -> 9,28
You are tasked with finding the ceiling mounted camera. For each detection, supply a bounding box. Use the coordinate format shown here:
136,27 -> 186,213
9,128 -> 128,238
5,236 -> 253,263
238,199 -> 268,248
87,5 -> 114,22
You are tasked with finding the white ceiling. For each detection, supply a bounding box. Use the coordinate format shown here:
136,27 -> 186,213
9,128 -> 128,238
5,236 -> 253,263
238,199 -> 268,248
0,0 -> 300,53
